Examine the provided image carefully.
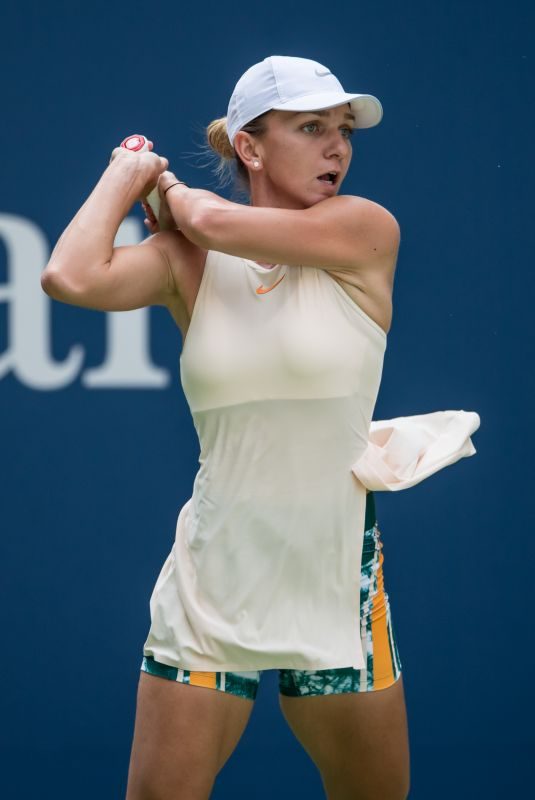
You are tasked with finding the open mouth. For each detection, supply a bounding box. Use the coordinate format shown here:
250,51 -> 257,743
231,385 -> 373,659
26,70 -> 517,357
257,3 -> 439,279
317,171 -> 338,186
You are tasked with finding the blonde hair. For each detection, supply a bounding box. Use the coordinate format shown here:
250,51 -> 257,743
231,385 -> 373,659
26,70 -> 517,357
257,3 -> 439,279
205,112 -> 271,192
206,117 -> 235,161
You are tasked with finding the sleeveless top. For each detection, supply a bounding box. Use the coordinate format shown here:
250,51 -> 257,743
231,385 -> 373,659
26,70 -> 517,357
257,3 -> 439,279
143,249 -> 387,671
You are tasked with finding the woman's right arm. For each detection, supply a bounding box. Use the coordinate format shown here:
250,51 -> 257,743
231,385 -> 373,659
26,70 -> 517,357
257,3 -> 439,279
41,150 -> 181,312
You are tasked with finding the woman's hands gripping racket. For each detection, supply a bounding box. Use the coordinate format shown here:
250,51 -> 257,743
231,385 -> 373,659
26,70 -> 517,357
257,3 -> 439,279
109,134 -> 176,233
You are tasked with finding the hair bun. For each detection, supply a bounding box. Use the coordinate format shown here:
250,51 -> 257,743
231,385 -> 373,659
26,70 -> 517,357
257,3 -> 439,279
206,117 -> 235,160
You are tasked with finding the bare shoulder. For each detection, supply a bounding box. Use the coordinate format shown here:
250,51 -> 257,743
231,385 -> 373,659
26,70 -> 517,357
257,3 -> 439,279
313,194 -> 400,254
143,229 -> 208,335
319,196 -> 400,336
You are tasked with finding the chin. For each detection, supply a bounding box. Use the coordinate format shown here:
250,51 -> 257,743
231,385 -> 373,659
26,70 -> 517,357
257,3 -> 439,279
277,183 -> 332,209
311,187 -> 338,204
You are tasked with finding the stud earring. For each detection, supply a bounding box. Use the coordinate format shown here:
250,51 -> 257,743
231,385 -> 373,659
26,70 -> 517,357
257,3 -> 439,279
253,160 -> 260,168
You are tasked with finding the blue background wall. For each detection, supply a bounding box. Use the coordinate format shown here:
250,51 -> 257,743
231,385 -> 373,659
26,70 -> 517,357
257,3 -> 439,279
1,0 -> 533,797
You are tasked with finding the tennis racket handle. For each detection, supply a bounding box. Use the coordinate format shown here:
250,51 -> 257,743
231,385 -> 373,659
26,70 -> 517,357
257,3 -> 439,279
120,134 -> 161,222
144,186 -> 161,222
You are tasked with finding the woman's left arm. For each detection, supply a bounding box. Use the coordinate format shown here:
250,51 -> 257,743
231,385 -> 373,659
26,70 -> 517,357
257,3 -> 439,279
159,173 -> 399,272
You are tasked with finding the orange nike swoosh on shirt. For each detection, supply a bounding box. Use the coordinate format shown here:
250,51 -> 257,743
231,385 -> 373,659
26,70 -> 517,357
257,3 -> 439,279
256,274 -> 286,294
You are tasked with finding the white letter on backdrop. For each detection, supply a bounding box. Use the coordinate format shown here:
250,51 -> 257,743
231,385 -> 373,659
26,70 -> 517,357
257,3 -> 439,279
0,213 -> 84,390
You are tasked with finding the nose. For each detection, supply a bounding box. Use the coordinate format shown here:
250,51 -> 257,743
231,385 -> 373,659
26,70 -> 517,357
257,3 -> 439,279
324,128 -> 351,161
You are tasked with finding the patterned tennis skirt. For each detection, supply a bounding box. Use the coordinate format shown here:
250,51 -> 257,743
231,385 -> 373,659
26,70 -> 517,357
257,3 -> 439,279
141,491 -> 402,700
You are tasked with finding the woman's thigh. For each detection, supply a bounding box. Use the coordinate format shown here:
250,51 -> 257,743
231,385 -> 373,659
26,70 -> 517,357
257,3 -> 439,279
278,500 -> 409,798
125,670 -> 255,800
279,674 -> 409,800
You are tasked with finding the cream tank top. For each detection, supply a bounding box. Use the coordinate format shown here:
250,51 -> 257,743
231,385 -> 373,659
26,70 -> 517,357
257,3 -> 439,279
143,249 -> 387,671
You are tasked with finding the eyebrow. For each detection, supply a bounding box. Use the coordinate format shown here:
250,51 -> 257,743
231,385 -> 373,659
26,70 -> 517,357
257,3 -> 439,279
288,109 -> 356,123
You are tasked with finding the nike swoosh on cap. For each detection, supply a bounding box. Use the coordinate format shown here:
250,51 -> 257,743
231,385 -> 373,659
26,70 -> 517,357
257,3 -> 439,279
314,68 -> 332,77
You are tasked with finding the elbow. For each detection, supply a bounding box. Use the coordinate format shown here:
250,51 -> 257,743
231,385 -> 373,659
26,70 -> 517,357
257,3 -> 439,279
40,264 -> 85,303
41,266 -> 64,299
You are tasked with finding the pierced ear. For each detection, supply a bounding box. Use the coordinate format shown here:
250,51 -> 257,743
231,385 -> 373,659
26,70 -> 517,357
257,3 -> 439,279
234,131 -> 262,170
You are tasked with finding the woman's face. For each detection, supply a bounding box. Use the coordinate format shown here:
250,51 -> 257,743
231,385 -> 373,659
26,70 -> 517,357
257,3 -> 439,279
247,103 -> 355,209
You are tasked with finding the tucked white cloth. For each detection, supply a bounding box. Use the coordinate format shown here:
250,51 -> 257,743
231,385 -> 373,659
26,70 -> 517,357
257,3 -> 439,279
352,410 -> 480,491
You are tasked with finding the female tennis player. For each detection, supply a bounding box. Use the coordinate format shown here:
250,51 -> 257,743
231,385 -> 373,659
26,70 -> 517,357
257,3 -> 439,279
42,56 -> 409,799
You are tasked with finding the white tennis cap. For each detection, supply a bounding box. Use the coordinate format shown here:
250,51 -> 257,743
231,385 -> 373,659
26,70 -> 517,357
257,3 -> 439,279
226,55 -> 383,147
